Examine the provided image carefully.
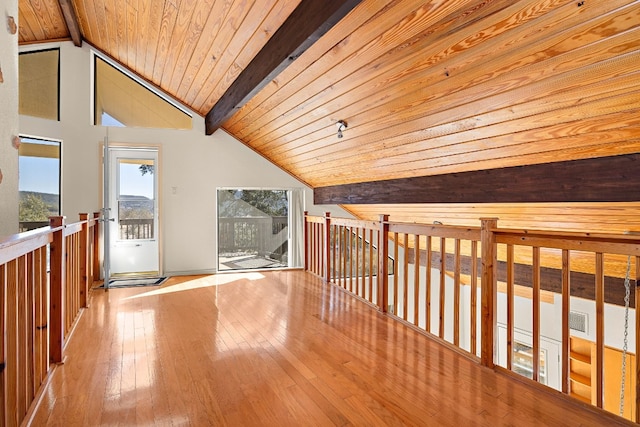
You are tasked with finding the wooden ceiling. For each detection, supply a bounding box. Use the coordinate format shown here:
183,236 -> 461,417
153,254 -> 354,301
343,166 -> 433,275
17,0 -> 640,233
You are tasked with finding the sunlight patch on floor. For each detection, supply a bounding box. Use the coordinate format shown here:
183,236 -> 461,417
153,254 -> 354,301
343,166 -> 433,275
123,272 -> 265,300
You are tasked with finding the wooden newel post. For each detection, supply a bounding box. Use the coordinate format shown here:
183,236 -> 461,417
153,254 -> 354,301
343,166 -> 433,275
79,213 -> 89,308
303,211 -> 309,271
49,216 -> 66,364
480,218 -> 498,368
93,212 -> 101,282
378,215 -> 389,313
324,212 -> 331,283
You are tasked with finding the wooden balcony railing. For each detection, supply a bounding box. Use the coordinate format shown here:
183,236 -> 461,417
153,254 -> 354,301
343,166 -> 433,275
0,213 -> 100,426
304,212 -> 640,423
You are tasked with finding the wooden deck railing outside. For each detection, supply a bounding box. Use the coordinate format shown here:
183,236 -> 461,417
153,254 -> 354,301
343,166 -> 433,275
304,212 -> 640,423
0,213 -> 100,426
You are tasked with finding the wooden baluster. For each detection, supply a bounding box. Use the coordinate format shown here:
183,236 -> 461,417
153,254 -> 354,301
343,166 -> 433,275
79,214 -> 89,308
561,249 -> 570,394
403,233 -> 409,321
359,227 -> 367,299
17,255 -> 27,420
368,229 -> 373,302
49,216 -> 66,364
393,233 -> 399,315
635,255 -> 640,424
324,213 -> 331,283
303,212 -> 308,271
595,252 -> 604,408
480,218 -> 498,368
355,227 -> 359,295
471,240 -> 478,356
378,215 -> 389,313
439,237 -> 446,339
507,244 -> 514,370
426,236 -> 432,334
454,239 -> 461,346
532,247 -> 541,383
414,235 -> 420,326
342,226 -> 347,289
332,225 -> 337,284
6,259 -> 18,426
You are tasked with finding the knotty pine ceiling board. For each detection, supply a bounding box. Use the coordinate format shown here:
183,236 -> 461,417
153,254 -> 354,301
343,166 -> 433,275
226,0 -> 640,190
18,0 -> 70,43
70,0 -> 300,116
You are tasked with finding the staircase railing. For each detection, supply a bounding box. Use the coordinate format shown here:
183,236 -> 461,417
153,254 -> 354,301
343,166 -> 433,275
304,212 -> 640,423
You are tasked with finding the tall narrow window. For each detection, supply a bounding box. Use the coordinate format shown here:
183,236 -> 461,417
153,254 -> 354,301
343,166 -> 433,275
218,189 -> 304,271
18,137 -> 61,231
19,49 -> 60,120
94,57 -> 192,129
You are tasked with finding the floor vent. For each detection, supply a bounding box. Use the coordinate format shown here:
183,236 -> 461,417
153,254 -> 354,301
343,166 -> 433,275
569,311 -> 588,333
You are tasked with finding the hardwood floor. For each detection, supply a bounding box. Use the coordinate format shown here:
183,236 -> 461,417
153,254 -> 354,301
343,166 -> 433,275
29,270 -> 629,426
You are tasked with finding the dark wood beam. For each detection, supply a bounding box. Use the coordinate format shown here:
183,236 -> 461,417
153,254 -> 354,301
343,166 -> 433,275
205,0 -> 362,135
58,0 -> 82,47
314,154 -> 640,204
409,249 -> 633,307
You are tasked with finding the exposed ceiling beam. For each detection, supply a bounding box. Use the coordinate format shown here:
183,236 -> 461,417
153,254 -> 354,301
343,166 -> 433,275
205,0 -> 363,135
315,154 -> 640,204
58,0 -> 82,47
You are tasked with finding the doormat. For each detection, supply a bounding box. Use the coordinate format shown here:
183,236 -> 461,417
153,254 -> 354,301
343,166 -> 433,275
98,277 -> 168,289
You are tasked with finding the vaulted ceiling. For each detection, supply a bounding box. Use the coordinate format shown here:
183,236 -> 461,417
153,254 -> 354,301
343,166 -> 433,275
17,0 -> 640,234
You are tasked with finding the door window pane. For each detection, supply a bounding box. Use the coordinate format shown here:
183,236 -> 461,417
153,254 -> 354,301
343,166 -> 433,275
117,158 -> 155,240
218,189 -> 289,271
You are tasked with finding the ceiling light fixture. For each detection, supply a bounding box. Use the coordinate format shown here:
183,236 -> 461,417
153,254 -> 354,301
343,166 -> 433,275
336,120 -> 347,138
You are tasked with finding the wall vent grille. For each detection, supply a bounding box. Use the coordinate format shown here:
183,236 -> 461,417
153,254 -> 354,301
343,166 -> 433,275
569,311 -> 588,333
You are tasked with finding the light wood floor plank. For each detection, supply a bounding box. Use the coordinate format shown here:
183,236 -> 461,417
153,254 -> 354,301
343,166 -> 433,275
29,271 -> 631,426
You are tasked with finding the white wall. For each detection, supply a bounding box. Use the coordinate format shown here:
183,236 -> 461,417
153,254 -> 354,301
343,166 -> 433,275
19,41 -> 349,274
0,0 -> 19,237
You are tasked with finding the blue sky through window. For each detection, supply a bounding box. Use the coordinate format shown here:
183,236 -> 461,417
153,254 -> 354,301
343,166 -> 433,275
19,137 -> 60,195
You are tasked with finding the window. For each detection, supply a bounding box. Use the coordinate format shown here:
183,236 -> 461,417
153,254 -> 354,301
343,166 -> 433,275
217,189 -> 304,271
18,137 -> 61,231
19,49 -> 59,120
94,57 -> 192,129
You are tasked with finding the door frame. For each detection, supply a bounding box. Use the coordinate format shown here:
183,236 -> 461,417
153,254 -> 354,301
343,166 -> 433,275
100,141 -> 163,281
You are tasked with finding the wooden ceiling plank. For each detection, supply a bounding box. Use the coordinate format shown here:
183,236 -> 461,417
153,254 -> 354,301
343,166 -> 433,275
17,5 -> 38,42
173,0 -> 236,102
20,0 -> 48,40
78,0 -> 99,46
187,0 -> 267,113
151,2 -> 179,85
142,0 -> 164,78
193,0 -> 297,115
125,2 -> 137,68
58,0 -> 82,46
255,1 -> 640,158
313,153 -> 640,205
134,0 -> 150,73
165,0 -> 215,95
204,0 -> 364,135
159,0 -> 199,90
114,0 -> 128,65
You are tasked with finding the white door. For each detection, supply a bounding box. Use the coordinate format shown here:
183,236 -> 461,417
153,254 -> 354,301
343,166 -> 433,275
107,148 -> 160,277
